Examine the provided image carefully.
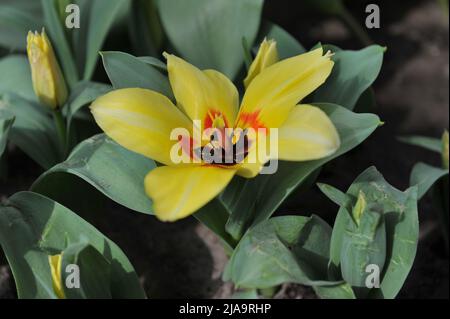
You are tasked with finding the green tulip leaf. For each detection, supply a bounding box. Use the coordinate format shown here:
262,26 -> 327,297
314,282 -> 356,299
0,1 -> 42,51
312,45 -> 385,110
0,93 -> 60,169
340,208 -> 386,296
101,51 -> 172,98
65,80 -> 111,127
410,162 -> 448,200
32,133 -> 156,215
398,135 -> 443,154
157,0 -> 264,79
82,0 -> 129,80
61,241 -> 112,299
129,0 -> 164,57
0,109 -> 15,157
0,55 -> 37,102
223,215 -> 339,289
0,191 -> 145,299
328,167 -> 419,299
41,0 -> 78,88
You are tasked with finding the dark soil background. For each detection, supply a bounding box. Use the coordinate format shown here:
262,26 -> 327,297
0,0 -> 449,299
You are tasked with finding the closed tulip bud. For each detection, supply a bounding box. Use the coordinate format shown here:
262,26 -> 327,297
27,29 -> 68,109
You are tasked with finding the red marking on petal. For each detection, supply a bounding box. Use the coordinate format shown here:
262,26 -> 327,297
204,109 -> 229,129
237,110 -> 266,131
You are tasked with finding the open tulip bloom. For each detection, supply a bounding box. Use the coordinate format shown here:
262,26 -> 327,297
91,40 -> 341,221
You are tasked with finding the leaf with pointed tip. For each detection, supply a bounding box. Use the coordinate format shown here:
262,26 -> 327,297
1,93 -> 60,169
157,0 -> 264,79
0,191 -> 145,299
223,215 -> 339,289
312,45 -> 384,110
410,162 -> 448,199
398,135 -> 443,154
101,51 -> 172,98
32,134 -> 156,215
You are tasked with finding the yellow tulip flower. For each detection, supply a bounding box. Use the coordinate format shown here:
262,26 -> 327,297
27,29 -> 68,109
49,254 -> 65,299
91,40 -> 340,222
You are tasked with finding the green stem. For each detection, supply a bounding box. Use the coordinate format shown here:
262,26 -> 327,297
339,7 -> 372,46
52,109 -> 67,159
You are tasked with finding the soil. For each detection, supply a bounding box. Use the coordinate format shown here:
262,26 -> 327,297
0,0 -> 448,299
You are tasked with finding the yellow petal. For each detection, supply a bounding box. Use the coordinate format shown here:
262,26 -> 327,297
237,48 -> 334,130
243,38 -> 278,89
49,254 -> 65,299
145,165 -> 236,221
165,53 -> 239,128
236,146 -> 266,178
91,88 -> 193,166
278,104 -> 340,161
27,30 -> 68,109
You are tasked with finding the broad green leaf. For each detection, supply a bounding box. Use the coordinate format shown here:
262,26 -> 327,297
137,56 -> 167,71
223,215 -> 338,289
313,45 -> 385,110
314,282 -> 356,299
0,191 -> 146,299
340,209 -> 386,294
129,0 -> 164,57
65,81 -> 111,127
32,134 -> 156,215
83,0 -> 129,80
101,51 -> 172,98
0,109 -> 15,156
232,289 -> 259,299
41,0 -> 79,88
0,2 -> 42,51
64,81 -> 111,149
398,135 -> 443,153
410,162 -> 448,199
258,21 -> 305,59
222,104 -> 380,236
157,0 -> 264,79
61,241 -> 112,299
0,93 -> 60,169
328,167 -> 419,299
0,55 -> 36,102
71,0 -> 92,75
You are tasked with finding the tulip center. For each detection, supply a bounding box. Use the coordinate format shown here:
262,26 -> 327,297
195,128 -> 250,166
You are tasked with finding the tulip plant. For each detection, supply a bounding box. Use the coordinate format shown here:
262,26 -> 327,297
0,0 -> 434,299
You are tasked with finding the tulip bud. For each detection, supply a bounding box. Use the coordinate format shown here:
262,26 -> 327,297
352,190 -> 367,226
243,38 -> 278,89
49,254 -> 65,299
27,29 -> 68,109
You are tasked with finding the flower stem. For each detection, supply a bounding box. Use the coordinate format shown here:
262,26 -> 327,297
52,109 -> 67,159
